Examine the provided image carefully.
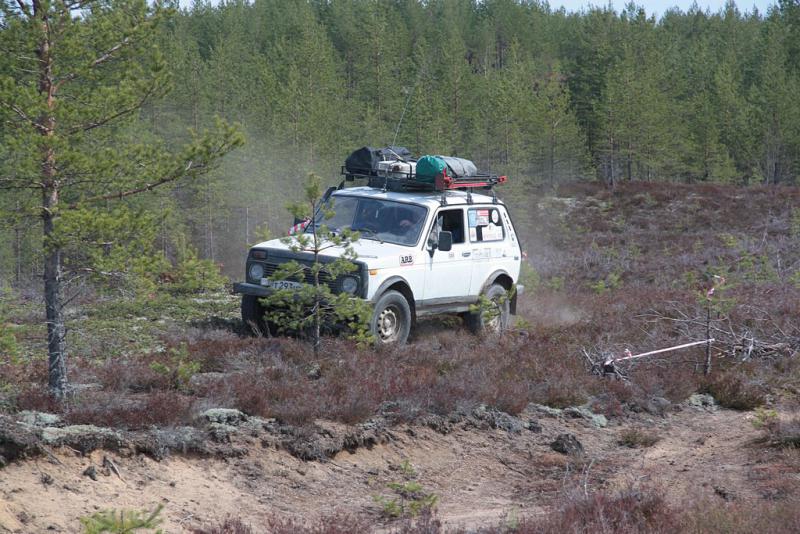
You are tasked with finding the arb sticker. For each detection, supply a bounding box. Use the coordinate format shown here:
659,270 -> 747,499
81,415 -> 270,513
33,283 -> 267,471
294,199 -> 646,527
399,254 -> 414,266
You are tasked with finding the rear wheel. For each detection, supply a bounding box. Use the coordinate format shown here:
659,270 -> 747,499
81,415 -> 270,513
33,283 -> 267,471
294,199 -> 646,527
465,283 -> 510,335
241,295 -> 268,336
371,290 -> 412,344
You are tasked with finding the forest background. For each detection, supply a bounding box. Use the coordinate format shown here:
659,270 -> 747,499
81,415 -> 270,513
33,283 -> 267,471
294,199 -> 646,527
1,0 -> 799,288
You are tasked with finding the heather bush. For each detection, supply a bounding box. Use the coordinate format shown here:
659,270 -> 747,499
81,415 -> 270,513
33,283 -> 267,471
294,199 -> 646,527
194,514 -> 373,534
763,418 -> 800,449
704,371 -> 767,411
65,390 -> 195,429
510,487 -> 679,534
618,427 -> 661,448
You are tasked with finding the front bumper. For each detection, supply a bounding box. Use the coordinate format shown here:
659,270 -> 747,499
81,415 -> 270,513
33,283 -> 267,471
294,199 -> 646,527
233,282 -> 272,297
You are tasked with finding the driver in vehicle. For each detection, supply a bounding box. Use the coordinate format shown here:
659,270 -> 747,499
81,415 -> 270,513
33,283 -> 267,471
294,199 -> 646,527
353,200 -> 381,232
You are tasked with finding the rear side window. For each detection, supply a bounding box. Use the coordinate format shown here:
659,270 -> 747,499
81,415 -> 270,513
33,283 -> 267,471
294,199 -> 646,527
468,207 -> 504,242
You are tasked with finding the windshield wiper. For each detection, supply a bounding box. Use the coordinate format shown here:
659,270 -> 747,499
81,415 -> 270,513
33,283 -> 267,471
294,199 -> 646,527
353,227 -> 384,244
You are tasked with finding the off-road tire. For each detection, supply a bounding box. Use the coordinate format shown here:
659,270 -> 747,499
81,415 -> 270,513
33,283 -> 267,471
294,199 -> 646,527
241,295 -> 268,336
465,283 -> 510,335
371,290 -> 412,344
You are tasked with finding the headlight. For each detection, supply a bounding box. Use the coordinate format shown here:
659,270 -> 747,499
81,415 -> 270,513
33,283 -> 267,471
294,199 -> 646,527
340,276 -> 359,294
248,263 -> 264,281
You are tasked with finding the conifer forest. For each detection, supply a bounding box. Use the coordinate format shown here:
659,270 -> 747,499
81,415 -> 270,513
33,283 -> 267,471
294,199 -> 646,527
1,0 -> 799,286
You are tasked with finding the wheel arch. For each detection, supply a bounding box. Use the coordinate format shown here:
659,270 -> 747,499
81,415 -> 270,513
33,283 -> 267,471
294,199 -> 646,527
372,276 -> 416,321
481,270 -> 517,315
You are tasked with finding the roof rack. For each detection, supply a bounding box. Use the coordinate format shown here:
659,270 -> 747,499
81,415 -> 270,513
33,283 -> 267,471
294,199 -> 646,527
341,166 -> 507,194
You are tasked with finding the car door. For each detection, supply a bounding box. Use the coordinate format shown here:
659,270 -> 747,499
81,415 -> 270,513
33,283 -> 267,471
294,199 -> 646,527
421,207 -> 473,303
467,205 -> 515,295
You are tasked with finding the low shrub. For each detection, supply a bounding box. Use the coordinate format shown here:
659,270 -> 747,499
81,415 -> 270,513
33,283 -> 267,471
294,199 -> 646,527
193,514 -> 373,534
513,487 -> 679,534
680,497 -> 800,534
705,371 -> 767,410
65,390 -> 194,429
763,418 -> 800,449
618,427 -> 661,448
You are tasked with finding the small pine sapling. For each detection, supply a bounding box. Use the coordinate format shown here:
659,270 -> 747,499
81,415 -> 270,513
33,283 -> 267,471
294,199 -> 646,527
261,173 -> 372,355
80,504 -> 163,534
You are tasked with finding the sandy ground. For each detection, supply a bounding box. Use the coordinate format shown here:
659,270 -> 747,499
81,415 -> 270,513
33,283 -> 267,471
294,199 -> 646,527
2,402 -> 794,533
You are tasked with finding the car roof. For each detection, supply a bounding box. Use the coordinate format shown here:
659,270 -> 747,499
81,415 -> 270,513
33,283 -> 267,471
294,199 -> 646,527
331,186 -> 501,209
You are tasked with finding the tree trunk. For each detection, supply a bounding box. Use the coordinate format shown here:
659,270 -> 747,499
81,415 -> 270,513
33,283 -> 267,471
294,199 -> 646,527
549,124 -> 556,188
312,216 -> 321,359
36,0 -> 68,398
43,187 -> 67,397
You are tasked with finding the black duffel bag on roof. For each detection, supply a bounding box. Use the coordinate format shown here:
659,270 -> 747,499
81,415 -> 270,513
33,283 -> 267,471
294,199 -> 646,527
345,146 -> 413,176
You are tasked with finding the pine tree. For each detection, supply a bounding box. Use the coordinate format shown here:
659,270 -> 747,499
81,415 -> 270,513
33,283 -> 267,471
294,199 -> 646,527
0,0 -> 242,398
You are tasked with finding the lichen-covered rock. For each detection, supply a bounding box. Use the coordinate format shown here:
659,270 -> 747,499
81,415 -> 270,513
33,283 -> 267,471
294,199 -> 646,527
644,397 -> 672,416
208,423 -> 237,443
551,433 -> 584,456
41,425 -> 126,454
465,405 -> 528,434
687,393 -> 717,408
16,411 -> 63,428
0,416 -> 41,466
564,406 -> 608,428
528,404 -> 564,418
200,408 -> 247,426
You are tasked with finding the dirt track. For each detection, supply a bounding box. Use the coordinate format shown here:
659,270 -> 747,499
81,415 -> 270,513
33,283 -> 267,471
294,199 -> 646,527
1,403 -> 787,533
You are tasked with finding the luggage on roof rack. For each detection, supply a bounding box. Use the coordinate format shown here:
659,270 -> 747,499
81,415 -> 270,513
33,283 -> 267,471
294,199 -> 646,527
344,146 -> 413,177
343,147 -> 506,193
417,155 -> 478,182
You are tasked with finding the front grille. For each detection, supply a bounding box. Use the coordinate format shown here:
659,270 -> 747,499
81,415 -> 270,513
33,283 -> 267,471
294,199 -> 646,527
261,261 -> 337,291
248,258 -> 354,294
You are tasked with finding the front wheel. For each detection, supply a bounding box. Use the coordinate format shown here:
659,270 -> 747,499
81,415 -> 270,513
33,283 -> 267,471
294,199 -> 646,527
465,283 -> 510,335
370,290 -> 412,344
241,295 -> 268,336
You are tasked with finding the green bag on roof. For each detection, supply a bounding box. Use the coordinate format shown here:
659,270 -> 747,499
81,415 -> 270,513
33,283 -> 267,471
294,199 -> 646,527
415,155 -> 447,183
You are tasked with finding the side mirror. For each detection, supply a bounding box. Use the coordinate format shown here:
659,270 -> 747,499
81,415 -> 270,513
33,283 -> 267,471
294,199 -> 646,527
437,231 -> 453,252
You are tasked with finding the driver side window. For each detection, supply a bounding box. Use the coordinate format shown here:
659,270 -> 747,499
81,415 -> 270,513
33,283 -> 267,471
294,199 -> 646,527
428,209 -> 465,246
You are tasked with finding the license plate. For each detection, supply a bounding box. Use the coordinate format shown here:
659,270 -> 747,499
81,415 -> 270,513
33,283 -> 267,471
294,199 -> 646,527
261,278 -> 302,290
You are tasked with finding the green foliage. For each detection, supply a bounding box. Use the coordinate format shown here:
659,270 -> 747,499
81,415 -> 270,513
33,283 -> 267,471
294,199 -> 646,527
56,207 -> 170,294
0,284 -> 20,359
791,208 -> 800,238
752,407 -> 779,429
149,343 -> 200,391
590,271 -> 623,294
519,262 -> 541,291
545,276 -> 565,291
468,288 -> 514,327
4,0 -> 800,291
260,174 -> 372,349
164,247 -> 227,294
373,461 -> 438,520
80,504 -> 163,534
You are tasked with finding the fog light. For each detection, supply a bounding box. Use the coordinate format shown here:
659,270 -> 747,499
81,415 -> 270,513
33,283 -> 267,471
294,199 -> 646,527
248,263 -> 264,281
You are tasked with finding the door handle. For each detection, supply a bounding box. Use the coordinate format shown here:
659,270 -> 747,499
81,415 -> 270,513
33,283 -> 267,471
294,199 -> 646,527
462,251 -> 471,257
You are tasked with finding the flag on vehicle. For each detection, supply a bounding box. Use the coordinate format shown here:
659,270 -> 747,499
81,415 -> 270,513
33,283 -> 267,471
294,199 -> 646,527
288,219 -> 310,235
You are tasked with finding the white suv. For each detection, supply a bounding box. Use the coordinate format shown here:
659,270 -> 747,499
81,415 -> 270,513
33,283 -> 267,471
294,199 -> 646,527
234,186 -> 523,344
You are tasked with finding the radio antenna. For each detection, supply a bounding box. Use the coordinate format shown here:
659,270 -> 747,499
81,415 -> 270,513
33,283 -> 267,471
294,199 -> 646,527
391,62 -> 426,147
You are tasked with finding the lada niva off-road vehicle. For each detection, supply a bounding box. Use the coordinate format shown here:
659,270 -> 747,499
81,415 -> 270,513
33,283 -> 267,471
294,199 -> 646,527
234,149 -> 524,344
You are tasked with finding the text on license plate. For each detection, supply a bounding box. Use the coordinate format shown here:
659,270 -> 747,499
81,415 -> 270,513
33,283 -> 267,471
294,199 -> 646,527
261,278 -> 302,290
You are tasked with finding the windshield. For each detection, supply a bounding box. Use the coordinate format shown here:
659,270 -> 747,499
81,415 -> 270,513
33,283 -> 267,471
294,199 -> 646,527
314,195 -> 428,246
